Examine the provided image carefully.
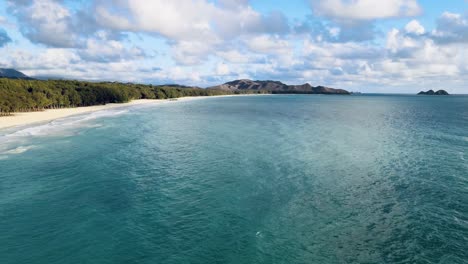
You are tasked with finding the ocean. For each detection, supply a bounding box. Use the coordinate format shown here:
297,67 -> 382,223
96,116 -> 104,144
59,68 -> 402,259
0,94 -> 467,263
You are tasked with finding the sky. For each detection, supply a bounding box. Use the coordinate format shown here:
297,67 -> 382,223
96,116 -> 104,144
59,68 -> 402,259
0,0 -> 467,93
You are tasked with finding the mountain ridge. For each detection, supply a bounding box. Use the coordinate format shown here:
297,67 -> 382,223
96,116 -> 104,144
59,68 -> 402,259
208,79 -> 350,94
0,68 -> 349,94
0,68 -> 34,80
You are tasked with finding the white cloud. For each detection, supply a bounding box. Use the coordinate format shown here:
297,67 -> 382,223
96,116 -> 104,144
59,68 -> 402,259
432,12 -> 468,44
78,37 -> 146,63
10,0 -> 78,47
216,49 -> 257,64
95,0 -> 289,42
122,0 -> 218,42
171,40 -> 215,65
386,28 -> 419,54
311,0 -> 422,20
1,48 -> 80,72
2,1 -> 468,93
405,20 -> 425,35
95,6 -> 132,31
246,35 -> 291,55
379,26 -> 464,84
92,0 -> 290,66
216,63 -> 230,75
0,45 -> 205,84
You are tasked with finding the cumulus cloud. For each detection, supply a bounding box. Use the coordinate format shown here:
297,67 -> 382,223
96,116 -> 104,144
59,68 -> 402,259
0,46 -> 198,84
216,49 -> 265,64
246,35 -> 291,55
8,0 -> 79,47
285,13 -> 466,91
95,0 -> 289,41
91,0 -> 291,65
171,40 -> 215,65
306,0 -> 422,43
7,0 -> 113,48
310,0 -> 422,21
383,15 -> 468,83
432,12 -> 468,44
1,0 -> 467,92
5,0 -> 150,65
1,48 -> 80,72
375,21 -> 465,86
78,38 -> 146,63
405,20 -> 425,35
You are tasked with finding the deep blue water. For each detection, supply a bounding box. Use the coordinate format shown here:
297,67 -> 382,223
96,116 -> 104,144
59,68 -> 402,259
0,94 -> 467,264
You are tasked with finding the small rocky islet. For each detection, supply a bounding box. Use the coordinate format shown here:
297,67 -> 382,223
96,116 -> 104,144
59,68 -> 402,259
417,89 -> 449,95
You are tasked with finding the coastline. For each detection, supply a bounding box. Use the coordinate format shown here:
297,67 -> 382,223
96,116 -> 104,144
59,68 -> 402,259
0,95 -> 239,130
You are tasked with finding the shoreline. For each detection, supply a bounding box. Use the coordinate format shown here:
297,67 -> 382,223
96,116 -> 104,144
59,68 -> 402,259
0,95 -> 246,130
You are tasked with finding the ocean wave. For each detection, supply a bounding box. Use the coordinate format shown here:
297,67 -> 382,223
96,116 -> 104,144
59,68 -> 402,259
0,145 -> 36,160
1,145 -> 36,155
3,109 -> 128,137
0,108 -> 129,152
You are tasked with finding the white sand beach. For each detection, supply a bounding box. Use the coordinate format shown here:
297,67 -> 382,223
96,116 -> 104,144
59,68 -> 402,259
0,97 -> 212,130
0,94 -> 271,130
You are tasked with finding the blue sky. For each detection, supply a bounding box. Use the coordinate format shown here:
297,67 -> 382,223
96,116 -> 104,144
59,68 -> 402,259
0,0 -> 467,93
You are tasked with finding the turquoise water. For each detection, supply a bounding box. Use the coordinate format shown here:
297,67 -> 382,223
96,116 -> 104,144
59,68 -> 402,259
0,95 -> 467,264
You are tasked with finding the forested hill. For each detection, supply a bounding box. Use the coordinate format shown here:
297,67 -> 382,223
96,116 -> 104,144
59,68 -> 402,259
208,79 -> 350,94
0,68 -> 34,80
0,79 -> 234,115
0,77 -> 350,116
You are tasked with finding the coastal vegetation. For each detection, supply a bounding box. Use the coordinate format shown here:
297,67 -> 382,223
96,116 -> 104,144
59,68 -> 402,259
0,78 -> 352,116
0,78 -> 234,115
0,68 -> 351,116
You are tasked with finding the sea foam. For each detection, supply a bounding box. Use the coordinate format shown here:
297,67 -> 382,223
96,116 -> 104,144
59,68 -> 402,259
0,108 -> 129,157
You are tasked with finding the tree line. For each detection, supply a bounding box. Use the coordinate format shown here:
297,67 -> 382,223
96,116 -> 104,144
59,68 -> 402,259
0,78 -> 257,115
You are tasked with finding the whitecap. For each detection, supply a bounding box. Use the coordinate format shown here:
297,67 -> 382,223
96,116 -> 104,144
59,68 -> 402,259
0,145 -> 36,159
0,108 -> 129,151
3,145 -> 35,154
1,108 -> 128,138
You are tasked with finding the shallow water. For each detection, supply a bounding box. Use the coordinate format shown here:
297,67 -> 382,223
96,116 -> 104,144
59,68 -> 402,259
1,94 -> 467,263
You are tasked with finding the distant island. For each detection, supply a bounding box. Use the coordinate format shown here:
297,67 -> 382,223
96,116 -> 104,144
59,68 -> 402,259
209,79 -> 350,95
418,90 -> 449,95
0,68 -> 350,116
